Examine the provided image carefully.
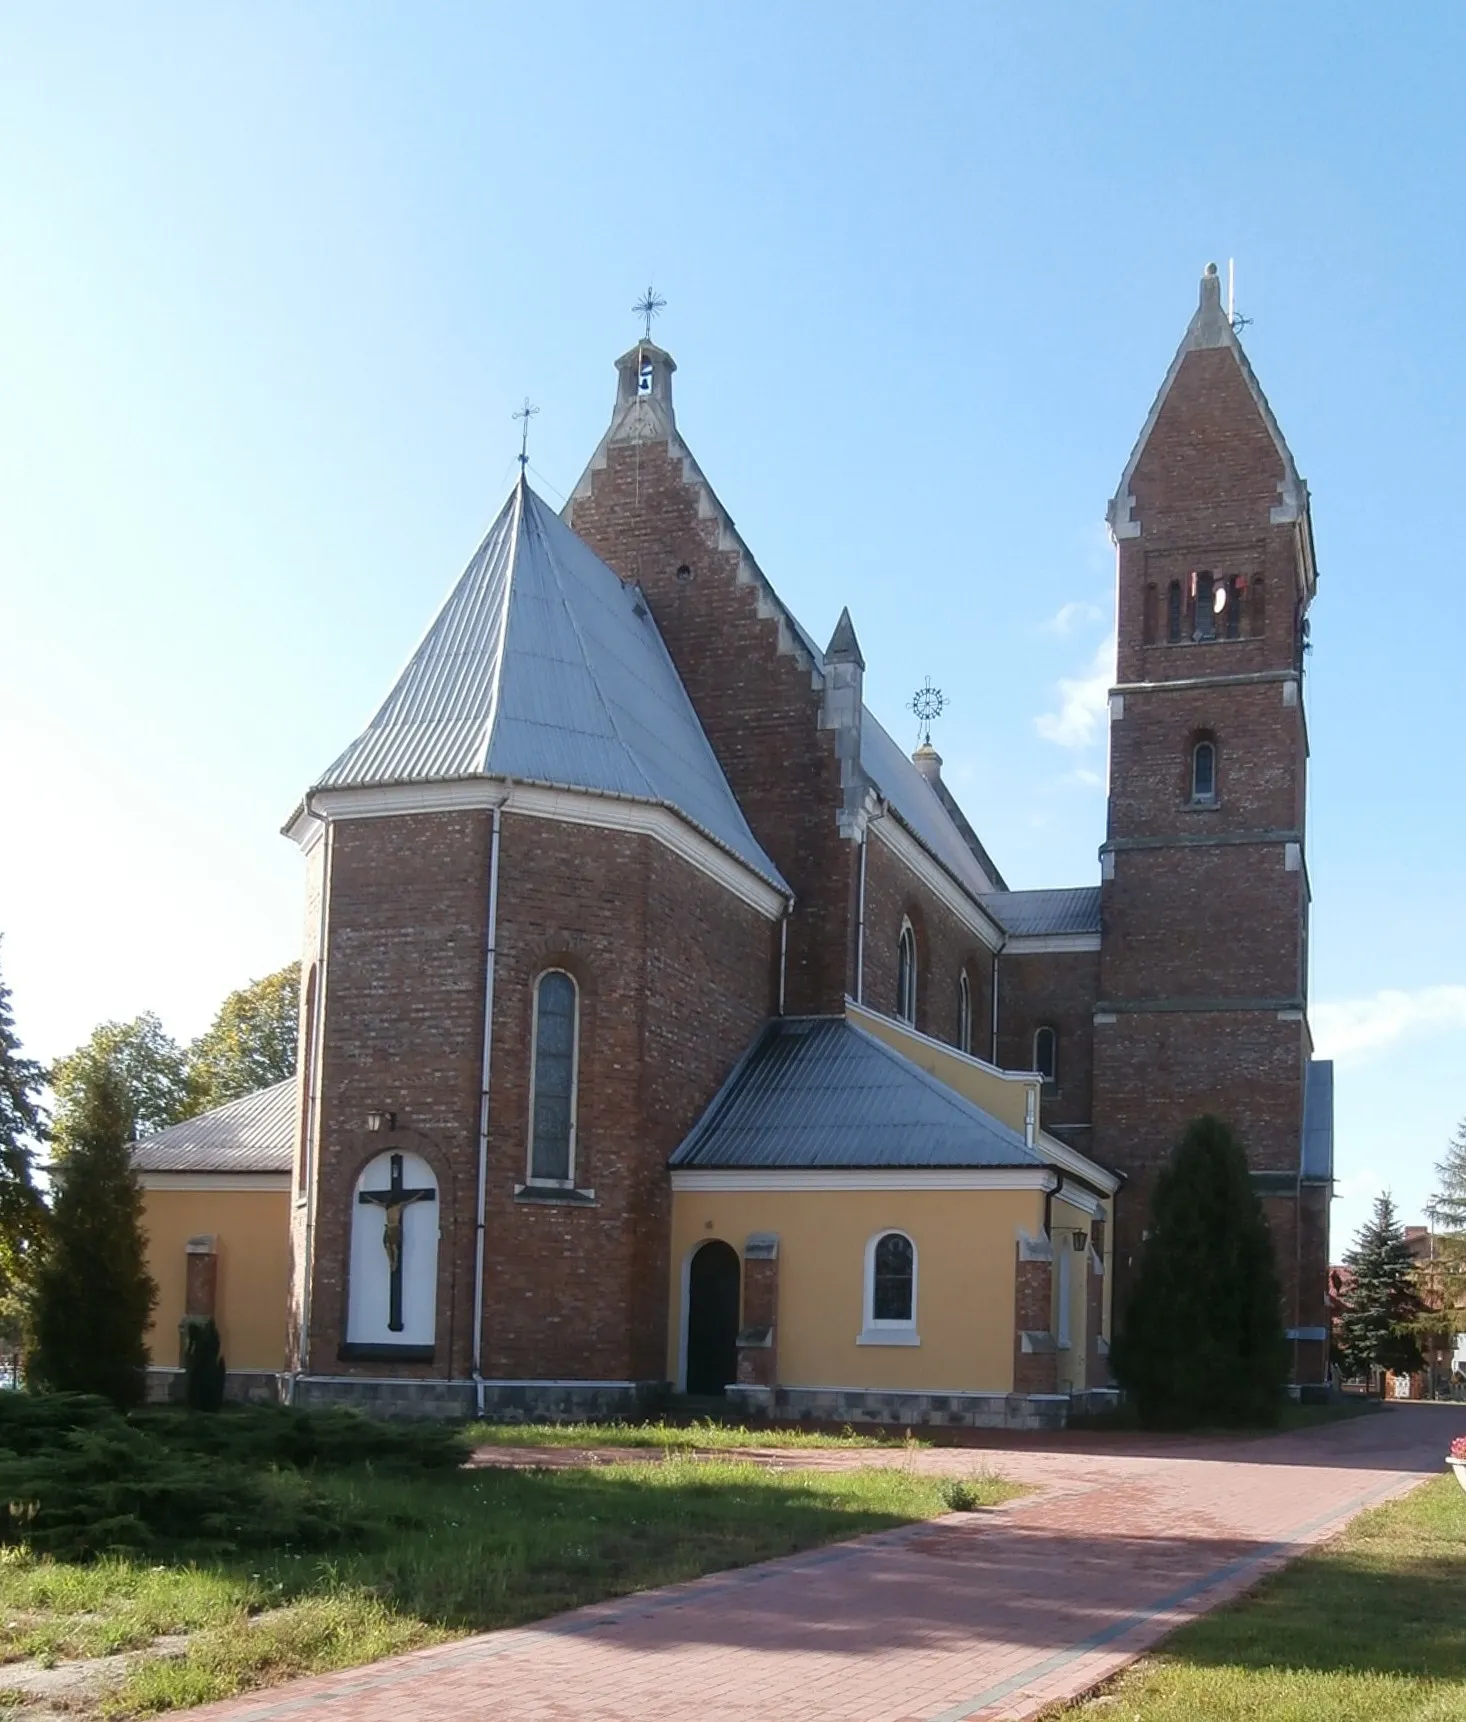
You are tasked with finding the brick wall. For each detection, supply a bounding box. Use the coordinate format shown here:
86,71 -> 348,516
297,807 -> 773,1386
995,951 -> 1098,1133
566,382 -> 857,1016
1013,1251 -> 1057,1394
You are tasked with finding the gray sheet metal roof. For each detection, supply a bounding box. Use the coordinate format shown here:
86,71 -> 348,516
131,1080 -> 295,1174
1301,1059 -> 1334,1183
859,716 -> 1003,900
671,1016 -> 1048,1171
982,887 -> 1102,938
315,481 -> 786,894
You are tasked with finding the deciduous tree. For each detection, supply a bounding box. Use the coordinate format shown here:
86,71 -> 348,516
187,963 -> 298,1112
51,1014 -> 195,1138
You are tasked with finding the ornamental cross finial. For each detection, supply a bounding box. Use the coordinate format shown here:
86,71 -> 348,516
909,678 -> 946,748
512,397 -> 540,471
633,284 -> 666,342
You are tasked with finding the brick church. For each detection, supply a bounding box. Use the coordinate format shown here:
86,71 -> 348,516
134,266 -> 1333,1424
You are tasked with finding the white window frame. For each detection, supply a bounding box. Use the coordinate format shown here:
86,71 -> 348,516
526,968 -> 580,1188
957,971 -> 972,1054
1033,1025 -> 1058,1085
896,919 -> 917,1026
1191,739 -> 1218,804
858,1228 -> 920,1346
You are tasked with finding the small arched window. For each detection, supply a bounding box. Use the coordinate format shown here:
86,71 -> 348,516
529,970 -> 579,1184
1191,740 -> 1217,804
896,921 -> 917,1025
860,1230 -> 918,1343
957,971 -> 972,1055
1034,1025 -> 1058,1086
1166,580 -> 1183,643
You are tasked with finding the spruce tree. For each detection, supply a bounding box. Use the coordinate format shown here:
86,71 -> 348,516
1339,1192 -> 1424,1380
1431,1119 -> 1466,1234
28,1065 -> 156,1407
0,945 -> 46,1293
1110,1114 -> 1289,1429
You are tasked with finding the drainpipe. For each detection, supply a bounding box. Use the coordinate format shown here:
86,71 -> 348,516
294,801 -> 333,1395
990,950 -> 1001,1064
855,827 -> 868,1004
778,902 -> 789,1016
471,799 -> 505,1418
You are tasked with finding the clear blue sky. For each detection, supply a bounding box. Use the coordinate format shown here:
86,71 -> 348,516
2,2 -> 1462,1252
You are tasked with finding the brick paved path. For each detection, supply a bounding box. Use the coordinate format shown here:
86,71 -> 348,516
193,1404 -> 1447,1722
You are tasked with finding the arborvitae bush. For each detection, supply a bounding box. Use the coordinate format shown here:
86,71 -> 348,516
182,1317 -> 226,1413
27,1066 -> 155,1407
1110,1114 -> 1290,1429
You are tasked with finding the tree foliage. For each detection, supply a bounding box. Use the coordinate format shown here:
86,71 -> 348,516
1338,1192 -> 1425,1379
0,943 -> 46,1298
1431,1118 -> 1466,1234
50,1013 -> 195,1139
182,1317 -> 226,1413
187,962 -> 299,1112
1110,1114 -> 1289,1429
28,1064 -> 156,1408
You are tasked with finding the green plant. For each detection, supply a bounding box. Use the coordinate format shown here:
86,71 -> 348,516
1110,1114 -> 1289,1430
938,1477 -> 982,1511
182,1319 -> 226,1413
1339,1192 -> 1426,1378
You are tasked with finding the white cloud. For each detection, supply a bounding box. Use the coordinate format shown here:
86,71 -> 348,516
1311,985 -> 1466,1065
1035,635 -> 1115,750
1042,600 -> 1104,636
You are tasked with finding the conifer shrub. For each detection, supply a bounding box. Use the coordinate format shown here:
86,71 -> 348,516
182,1317 -> 227,1413
136,1403 -> 471,1472
1110,1114 -> 1290,1429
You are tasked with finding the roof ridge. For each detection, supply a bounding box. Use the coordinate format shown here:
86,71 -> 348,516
473,477 -> 525,774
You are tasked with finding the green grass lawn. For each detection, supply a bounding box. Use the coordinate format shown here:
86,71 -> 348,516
1063,1471 -> 1466,1720
0,1401 -> 1015,1718
462,1416 -> 918,1450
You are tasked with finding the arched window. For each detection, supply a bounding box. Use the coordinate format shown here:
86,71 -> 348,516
1191,740 -> 1217,804
529,970 -> 579,1184
1193,571 -> 1217,641
1250,577 -> 1266,638
859,1230 -> 918,1344
346,1149 -> 439,1352
896,921 -> 917,1025
1034,1025 -> 1058,1086
1142,583 -> 1158,646
1166,580 -> 1183,643
957,971 -> 972,1055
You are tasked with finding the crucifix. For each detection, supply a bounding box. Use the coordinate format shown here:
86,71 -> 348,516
357,1152 -> 436,1333
632,284 -> 666,343
512,396 -> 539,472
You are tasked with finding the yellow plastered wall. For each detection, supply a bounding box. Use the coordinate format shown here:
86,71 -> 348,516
669,1186 -> 1048,1393
141,1187 -> 291,1371
847,1004 -> 1037,1136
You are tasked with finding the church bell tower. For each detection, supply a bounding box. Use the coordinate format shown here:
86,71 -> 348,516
1093,265 -> 1330,1383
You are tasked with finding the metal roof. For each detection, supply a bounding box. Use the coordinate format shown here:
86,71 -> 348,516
859,716 -> 1003,900
131,1080 -> 295,1174
671,1016 -> 1048,1171
982,887 -> 1102,938
315,481 -> 787,894
1301,1059 -> 1334,1183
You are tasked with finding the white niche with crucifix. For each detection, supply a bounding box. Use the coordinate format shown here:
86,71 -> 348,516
346,1150 -> 439,1352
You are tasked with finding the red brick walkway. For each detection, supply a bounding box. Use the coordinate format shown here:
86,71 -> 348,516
192,1404 -> 1448,1722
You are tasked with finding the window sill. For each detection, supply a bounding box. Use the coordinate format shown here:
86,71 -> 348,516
338,1342 -> 435,1363
1184,799 -> 1221,812
856,1328 -> 921,1347
514,1183 -> 597,1207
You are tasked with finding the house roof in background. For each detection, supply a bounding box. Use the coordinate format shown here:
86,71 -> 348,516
671,1016 -> 1048,1171
130,1080 -> 295,1175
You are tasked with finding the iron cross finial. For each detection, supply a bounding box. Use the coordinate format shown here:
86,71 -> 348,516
512,397 -> 540,471
910,678 -> 946,748
633,284 -> 667,342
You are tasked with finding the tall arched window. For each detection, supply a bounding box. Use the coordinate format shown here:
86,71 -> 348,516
957,971 -> 972,1055
896,921 -> 917,1025
859,1229 -> 918,1344
1191,740 -> 1217,804
1034,1025 -> 1058,1086
1193,571 -> 1217,641
1166,580 -> 1183,643
529,970 -> 579,1184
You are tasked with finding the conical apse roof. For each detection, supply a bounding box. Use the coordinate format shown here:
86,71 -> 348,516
315,480 -> 786,892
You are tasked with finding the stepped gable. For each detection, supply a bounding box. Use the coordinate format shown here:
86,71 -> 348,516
313,478 -> 786,894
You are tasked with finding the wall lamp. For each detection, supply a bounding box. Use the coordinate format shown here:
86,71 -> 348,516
365,1110 -> 397,1134
1071,1230 -> 1089,1252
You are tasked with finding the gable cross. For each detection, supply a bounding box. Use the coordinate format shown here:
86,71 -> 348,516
357,1152 -> 436,1333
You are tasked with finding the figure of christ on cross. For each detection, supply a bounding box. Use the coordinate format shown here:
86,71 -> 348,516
357,1152 -> 436,1334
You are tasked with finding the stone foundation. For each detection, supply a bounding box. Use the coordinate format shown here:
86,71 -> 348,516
287,1375 -> 667,1422
145,1367 -> 285,1406
726,1384 -> 1076,1430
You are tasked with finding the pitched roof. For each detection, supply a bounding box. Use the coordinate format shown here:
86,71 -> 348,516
859,715 -> 1004,897
981,887 -> 1101,938
131,1080 -> 295,1175
671,1016 -> 1048,1171
314,480 -> 787,894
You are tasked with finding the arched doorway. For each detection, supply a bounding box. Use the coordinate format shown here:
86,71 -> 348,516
685,1240 -> 740,1396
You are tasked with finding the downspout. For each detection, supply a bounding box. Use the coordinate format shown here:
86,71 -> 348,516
778,902 -> 789,1016
855,828 -> 868,1004
294,803 -> 333,1395
471,799 -> 505,1417
990,949 -> 1001,1064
